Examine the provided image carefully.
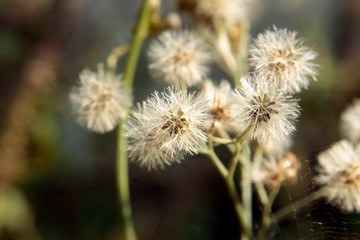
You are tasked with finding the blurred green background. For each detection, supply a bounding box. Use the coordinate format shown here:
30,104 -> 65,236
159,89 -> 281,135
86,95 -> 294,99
0,0 -> 359,239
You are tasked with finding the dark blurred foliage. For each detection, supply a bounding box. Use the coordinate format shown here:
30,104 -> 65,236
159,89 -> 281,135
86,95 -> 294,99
0,0 -> 359,239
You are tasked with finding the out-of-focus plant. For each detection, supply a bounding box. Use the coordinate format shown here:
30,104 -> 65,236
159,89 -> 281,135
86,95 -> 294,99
68,0 -> 360,239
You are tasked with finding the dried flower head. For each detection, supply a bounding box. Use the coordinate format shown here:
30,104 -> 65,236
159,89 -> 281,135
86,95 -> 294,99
148,30 -> 211,86
315,140 -> 360,212
203,80 -> 239,134
340,98 -> 360,143
127,87 -> 211,170
195,0 -> 249,26
231,75 -> 300,143
253,152 -> 300,188
249,27 -> 318,93
70,64 -> 130,133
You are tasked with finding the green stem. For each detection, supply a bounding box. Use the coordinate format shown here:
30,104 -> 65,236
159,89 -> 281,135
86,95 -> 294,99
206,140 -> 228,177
256,185 -> 280,240
273,189 -> 326,224
117,118 -> 136,240
228,143 -> 240,180
116,1 -> 152,240
208,135 -> 234,145
240,145 -> 253,239
205,141 -> 251,239
124,0 -> 152,89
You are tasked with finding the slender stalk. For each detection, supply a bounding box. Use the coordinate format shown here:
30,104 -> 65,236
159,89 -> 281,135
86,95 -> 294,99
208,135 -> 235,145
124,0 -> 152,89
228,143 -> 241,180
206,140 -> 228,177
117,118 -> 136,240
216,125 -> 236,153
240,146 -> 253,239
205,141 -> 251,239
116,1 -> 152,240
255,185 -> 280,240
273,189 -> 326,224
107,44 -> 131,71
180,79 -> 187,93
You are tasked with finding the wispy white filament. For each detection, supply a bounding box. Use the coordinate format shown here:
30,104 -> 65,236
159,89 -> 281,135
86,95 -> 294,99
249,27 -> 318,93
148,30 -> 211,86
126,87 -> 211,170
70,64 -> 130,133
315,140 -> 360,212
231,75 -> 300,143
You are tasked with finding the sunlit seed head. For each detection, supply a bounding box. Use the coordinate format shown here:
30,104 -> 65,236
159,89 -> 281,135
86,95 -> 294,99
232,74 -> 300,144
148,30 -> 211,86
70,64 -> 131,133
203,80 -> 239,134
340,98 -> 360,143
315,140 -> 360,212
249,26 -> 318,93
126,87 -> 211,170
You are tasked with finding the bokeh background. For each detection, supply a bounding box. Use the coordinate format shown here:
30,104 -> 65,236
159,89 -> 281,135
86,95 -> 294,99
0,0 -> 359,239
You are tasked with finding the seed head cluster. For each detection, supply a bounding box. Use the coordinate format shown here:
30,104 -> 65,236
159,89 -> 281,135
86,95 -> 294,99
70,27 -> 318,173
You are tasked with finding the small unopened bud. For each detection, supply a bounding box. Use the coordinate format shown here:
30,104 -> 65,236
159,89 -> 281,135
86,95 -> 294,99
165,12 -> 182,29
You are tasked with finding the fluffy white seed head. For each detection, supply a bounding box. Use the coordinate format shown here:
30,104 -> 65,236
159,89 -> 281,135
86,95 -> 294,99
231,74 -> 300,144
148,30 -> 211,86
249,27 -> 318,93
340,98 -> 360,143
203,80 -> 239,134
70,64 -> 131,133
315,140 -> 360,212
127,87 -> 211,170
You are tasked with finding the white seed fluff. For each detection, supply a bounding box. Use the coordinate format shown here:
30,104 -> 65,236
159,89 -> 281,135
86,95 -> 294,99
249,27 -> 318,93
252,152 -> 300,188
232,75 -> 300,144
148,30 -> 211,86
203,80 -> 239,134
70,64 -> 130,133
340,98 -> 360,143
315,140 -> 360,212
126,87 -> 211,170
